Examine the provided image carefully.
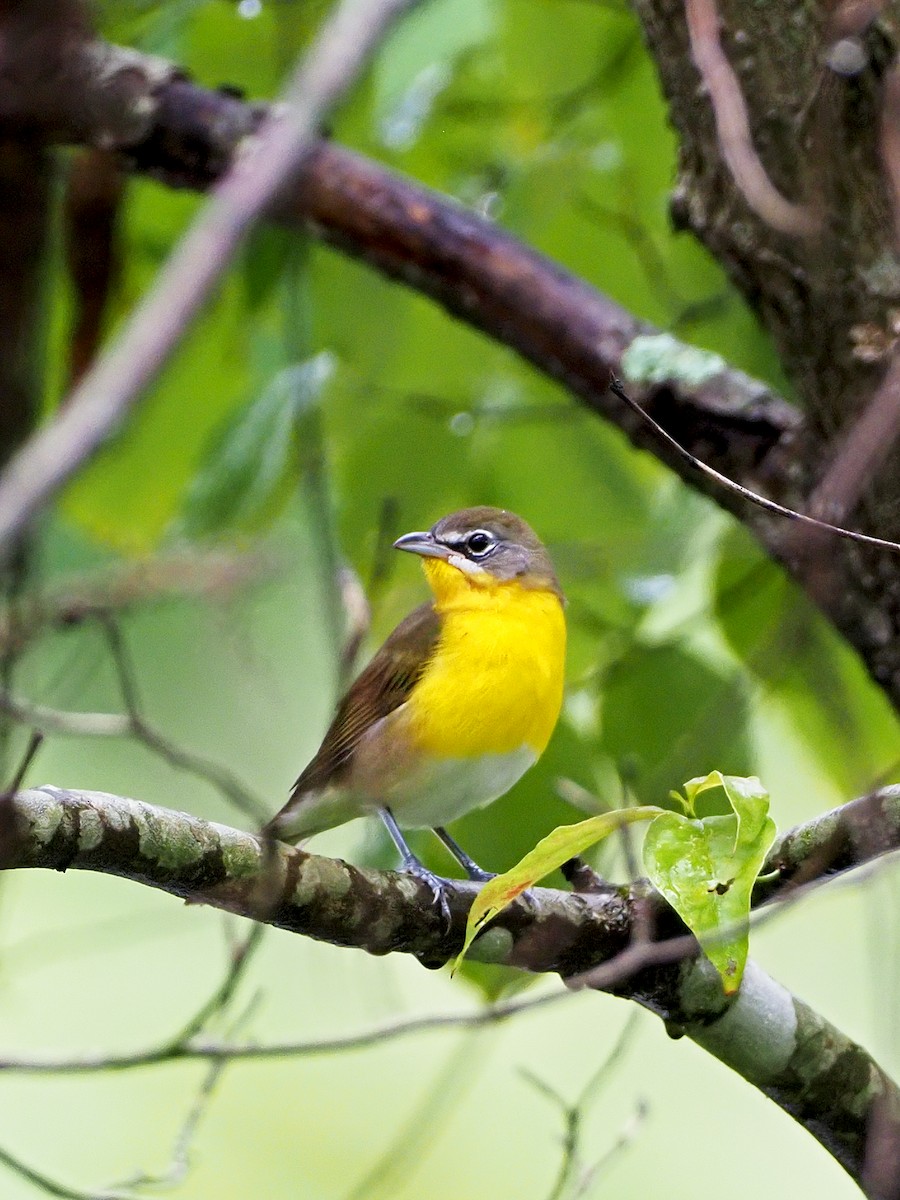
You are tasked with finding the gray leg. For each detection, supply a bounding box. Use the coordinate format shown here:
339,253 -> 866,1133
378,808 -> 453,925
433,827 -> 494,882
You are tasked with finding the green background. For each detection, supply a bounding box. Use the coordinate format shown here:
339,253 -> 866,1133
1,1 -> 897,1196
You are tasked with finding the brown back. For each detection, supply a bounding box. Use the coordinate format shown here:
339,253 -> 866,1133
290,602 -> 440,797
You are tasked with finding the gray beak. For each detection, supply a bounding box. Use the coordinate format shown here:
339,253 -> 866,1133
392,530 -> 450,560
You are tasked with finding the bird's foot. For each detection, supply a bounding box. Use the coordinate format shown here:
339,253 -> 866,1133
401,857 -> 454,928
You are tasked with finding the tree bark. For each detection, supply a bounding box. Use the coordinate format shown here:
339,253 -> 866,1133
635,0 -> 900,698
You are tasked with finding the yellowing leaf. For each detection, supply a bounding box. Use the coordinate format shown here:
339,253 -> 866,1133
453,806 -> 663,972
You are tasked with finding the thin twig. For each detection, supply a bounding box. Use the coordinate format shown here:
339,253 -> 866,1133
0,548 -> 276,657
524,1008 -> 642,1200
573,1099 -> 648,1197
608,377 -> 900,553
0,1142 -> 132,1200
132,1061 -> 227,1191
337,563 -> 371,686
4,728 -> 42,794
0,0 -> 424,560
0,986 -> 571,1073
805,351 -> 900,527
115,970 -> 256,1194
165,920 -> 265,1048
0,690 -> 266,824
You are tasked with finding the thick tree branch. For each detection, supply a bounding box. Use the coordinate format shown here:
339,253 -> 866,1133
635,0 -> 900,703
2,784 -> 900,1195
10,40 -> 900,709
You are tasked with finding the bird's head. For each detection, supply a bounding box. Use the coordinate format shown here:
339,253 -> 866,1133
393,506 -> 563,602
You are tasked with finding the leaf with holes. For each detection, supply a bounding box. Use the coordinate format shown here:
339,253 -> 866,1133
643,772 -> 776,994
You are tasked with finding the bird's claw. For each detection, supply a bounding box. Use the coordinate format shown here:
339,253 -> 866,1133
403,859 -> 454,929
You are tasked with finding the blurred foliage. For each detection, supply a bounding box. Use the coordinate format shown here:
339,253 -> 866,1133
3,0 -> 898,1198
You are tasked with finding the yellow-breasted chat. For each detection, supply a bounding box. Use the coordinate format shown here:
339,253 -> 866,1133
264,506 -> 566,908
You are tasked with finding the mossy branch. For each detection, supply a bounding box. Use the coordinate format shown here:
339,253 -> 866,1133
3,783 -> 900,1196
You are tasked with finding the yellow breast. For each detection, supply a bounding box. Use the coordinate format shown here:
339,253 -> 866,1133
406,557 -> 566,760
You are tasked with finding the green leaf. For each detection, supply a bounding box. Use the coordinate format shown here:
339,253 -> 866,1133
643,772 -> 776,994
453,806 -> 663,972
179,353 -> 335,538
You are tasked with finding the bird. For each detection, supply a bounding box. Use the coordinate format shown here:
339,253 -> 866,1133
264,506 -> 566,908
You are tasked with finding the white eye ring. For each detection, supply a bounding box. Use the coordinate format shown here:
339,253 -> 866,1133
465,530 -> 494,557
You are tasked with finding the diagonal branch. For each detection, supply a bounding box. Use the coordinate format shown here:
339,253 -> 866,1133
11,39 -> 900,710
2,783 -> 900,1196
10,42 -> 900,710
0,0 -> 423,559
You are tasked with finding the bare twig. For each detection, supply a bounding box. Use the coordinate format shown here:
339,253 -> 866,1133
0,0 -> 423,559
0,689 -> 266,824
0,1141 -> 132,1200
165,920 -> 264,1048
0,985 -> 571,1074
524,1008 -> 641,1200
608,377 -> 900,553
4,729 -> 43,795
120,1059 -> 227,1192
573,1100 -> 648,1197
804,353 -> 900,531
115,962 -> 260,1196
0,547 -> 276,658
684,0 -> 820,236
337,563 -> 371,686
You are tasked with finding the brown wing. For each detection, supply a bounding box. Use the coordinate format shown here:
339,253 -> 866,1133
290,602 -> 440,796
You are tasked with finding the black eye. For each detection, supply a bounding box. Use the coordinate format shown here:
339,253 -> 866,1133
466,530 -> 493,557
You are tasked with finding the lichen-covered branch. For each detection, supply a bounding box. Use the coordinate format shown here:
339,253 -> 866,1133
760,784 -> 900,900
2,784 -> 900,1195
0,785 -> 635,970
684,960 -> 900,1198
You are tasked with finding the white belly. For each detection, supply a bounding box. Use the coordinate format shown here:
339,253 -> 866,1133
378,746 -> 537,828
